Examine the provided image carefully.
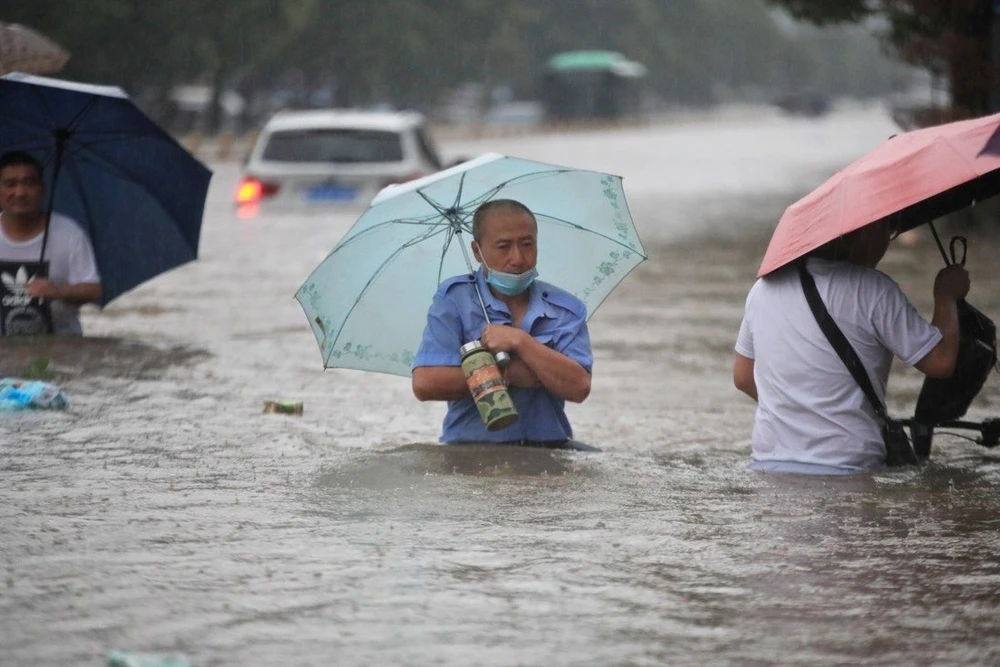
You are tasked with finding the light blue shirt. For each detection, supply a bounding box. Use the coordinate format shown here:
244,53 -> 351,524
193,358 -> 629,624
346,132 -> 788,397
413,269 -> 593,444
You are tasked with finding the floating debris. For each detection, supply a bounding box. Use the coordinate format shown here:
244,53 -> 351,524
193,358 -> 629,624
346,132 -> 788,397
262,399 -> 303,415
106,651 -> 191,667
0,377 -> 68,411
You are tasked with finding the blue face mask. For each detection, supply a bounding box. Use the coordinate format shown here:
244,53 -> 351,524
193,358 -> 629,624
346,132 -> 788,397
481,258 -> 538,296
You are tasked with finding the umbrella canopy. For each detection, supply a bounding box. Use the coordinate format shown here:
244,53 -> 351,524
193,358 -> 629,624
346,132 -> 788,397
0,23 -> 69,75
758,112 -> 1000,277
0,73 -> 212,304
296,152 -> 647,376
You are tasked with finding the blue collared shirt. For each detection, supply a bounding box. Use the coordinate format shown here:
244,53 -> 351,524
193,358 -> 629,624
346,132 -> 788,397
413,269 -> 593,444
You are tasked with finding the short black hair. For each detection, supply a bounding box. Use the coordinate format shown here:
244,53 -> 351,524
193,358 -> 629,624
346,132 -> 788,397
0,151 -> 43,180
472,199 -> 536,242
807,235 -> 851,261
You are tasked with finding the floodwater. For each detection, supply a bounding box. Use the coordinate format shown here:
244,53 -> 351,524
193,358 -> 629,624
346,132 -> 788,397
3,104 -> 1000,666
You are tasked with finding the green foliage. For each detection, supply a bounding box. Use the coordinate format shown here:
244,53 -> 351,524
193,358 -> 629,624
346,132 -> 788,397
768,0 -> 872,25
2,0 -> 907,119
20,357 -> 53,380
767,0 -> 996,117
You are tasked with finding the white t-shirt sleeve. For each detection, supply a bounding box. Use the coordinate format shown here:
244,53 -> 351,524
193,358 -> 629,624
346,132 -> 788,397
67,227 -> 100,285
869,274 -> 941,367
735,280 -> 757,359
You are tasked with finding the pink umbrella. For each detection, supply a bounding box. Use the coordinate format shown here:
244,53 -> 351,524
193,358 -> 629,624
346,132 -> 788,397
758,112 -> 1000,277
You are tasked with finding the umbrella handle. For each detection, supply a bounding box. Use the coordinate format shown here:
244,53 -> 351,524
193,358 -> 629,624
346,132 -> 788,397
928,221 -> 950,265
949,236 -> 967,267
927,222 -> 969,268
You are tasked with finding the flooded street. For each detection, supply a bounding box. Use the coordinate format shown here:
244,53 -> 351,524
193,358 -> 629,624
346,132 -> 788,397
3,105 -> 1000,665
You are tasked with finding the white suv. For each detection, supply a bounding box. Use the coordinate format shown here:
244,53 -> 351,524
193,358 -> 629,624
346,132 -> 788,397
236,109 -> 443,208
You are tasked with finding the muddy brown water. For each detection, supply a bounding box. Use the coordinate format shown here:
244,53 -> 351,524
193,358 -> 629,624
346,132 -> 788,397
2,106 -> 1000,666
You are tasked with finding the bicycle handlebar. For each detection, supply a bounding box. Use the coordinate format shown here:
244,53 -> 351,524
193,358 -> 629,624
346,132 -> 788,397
900,417 -> 1000,449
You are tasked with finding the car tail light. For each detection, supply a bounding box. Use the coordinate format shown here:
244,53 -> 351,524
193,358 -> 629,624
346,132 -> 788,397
235,177 -> 279,204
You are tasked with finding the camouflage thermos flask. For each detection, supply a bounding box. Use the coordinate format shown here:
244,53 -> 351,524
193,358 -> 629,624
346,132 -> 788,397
460,340 -> 519,431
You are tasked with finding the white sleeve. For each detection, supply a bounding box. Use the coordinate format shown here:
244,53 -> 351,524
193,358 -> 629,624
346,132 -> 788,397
735,281 -> 757,359
870,276 -> 941,367
67,228 -> 101,285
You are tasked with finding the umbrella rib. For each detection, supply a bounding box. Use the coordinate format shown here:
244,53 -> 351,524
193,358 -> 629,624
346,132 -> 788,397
534,211 -> 648,257
446,169 -> 575,214
61,156 -> 103,285
458,185 -> 502,212
447,168 -> 579,217
62,94 -> 102,136
492,167 -> 575,191
323,224 -> 448,365
67,137 -> 206,178
27,86 -> 101,143
324,213 -> 447,255
417,189 -> 456,219
452,172 -> 466,210
52,144 -> 204,257
56,130 -> 166,150
0,95 -> 112,148
418,188 -> 474,236
65,157 -> 98,236
0,111 -> 54,144
26,82 -> 60,139
63,149 -> 196,247
52,128 -> 156,138
413,169 -> 585,236
936,135 -> 989,181
438,224 -> 458,286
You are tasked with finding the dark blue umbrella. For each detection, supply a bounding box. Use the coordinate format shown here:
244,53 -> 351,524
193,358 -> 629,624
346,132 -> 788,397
0,72 -> 211,304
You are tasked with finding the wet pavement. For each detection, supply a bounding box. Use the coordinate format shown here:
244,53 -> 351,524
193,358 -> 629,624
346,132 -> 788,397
2,104 -> 1000,666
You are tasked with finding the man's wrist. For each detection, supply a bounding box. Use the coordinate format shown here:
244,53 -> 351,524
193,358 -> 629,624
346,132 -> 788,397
511,329 -> 531,354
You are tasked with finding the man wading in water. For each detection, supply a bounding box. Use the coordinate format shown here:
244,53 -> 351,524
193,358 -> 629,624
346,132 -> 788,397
411,199 -> 593,447
0,151 -> 101,335
734,219 -> 970,474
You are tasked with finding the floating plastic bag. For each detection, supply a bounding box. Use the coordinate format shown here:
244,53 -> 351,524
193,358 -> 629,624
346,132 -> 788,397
0,377 -> 69,411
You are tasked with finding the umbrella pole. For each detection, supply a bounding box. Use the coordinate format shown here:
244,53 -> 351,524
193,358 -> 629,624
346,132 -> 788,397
456,231 -> 491,324
39,128 -> 68,264
928,221 -> 951,265
456,231 -> 509,367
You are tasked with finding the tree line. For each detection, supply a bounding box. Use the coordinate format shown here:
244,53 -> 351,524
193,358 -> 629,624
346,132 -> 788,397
5,0 -> 916,131
770,0 -> 998,120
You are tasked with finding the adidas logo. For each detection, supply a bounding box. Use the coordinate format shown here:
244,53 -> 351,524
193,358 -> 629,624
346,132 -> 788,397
1,265 -> 40,307
1,265 -> 35,292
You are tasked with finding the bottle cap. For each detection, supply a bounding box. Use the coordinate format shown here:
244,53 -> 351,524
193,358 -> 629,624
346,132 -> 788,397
459,340 -> 485,356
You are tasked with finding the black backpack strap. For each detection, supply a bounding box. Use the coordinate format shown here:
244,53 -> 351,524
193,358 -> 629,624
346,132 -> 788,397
797,262 -> 889,423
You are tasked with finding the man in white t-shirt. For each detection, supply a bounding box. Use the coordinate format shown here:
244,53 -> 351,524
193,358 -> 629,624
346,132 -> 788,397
733,220 -> 970,474
0,151 -> 101,335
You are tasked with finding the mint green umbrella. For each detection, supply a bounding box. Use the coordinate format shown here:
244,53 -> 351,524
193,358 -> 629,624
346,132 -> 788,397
295,152 -> 646,376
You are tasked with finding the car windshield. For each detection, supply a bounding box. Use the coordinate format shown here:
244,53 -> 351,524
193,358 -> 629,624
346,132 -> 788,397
262,128 -> 405,163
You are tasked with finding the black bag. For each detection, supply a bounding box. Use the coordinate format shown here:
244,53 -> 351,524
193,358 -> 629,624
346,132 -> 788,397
914,298 -> 998,424
882,418 -> 919,467
0,260 -> 54,336
798,263 -> 920,467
